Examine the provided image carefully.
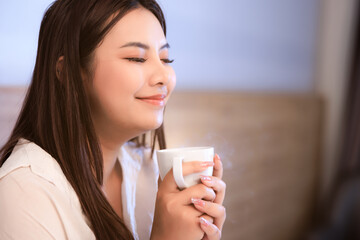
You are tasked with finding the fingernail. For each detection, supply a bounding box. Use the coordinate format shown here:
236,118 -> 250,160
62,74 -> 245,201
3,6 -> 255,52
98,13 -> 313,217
201,161 -> 214,168
200,217 -> 209,227
215,153 -> 221,161
191,198 -> 205,207
201,176 -> 212,182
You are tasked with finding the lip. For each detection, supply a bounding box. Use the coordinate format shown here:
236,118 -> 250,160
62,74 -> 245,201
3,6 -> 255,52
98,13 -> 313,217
136,94 -> 167,106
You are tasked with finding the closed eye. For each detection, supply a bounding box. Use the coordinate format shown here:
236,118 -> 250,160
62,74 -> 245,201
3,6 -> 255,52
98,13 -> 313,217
124,57 -> 146,63
124,57 -> 174,64
161,58 -> 174,64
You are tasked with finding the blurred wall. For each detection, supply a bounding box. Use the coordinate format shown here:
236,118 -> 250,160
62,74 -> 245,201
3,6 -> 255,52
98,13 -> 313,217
0,0 -> 320,92
158,0 -> 320,91
0,0 -> 52,86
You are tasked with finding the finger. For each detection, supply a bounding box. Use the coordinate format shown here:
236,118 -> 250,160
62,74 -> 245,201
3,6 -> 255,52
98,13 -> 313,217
182,161 -> 214,177
199,217 -> 222,240
212,154 -> 223,179
201,214 -> 214,224
200,215 -> 213,240
181,184 -> 216,203
200,176 -> 226,204
192,199 -> 226,231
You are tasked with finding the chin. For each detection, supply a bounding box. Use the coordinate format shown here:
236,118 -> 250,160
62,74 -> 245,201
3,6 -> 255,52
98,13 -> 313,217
150,116 -> 164,130
139,114 -> 164,131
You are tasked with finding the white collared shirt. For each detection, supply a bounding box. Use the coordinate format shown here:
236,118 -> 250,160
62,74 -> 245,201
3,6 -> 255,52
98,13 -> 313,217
0,138 -> 159,240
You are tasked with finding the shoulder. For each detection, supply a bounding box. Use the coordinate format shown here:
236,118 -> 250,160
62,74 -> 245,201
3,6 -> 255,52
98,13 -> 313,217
0,167 -> 67,239
0,139 -> 92,239
0,138 -> 78,199
0,166 -> 63,211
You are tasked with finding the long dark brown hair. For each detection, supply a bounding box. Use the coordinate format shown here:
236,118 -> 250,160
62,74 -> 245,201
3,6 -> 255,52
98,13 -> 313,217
0,0 -> 167,239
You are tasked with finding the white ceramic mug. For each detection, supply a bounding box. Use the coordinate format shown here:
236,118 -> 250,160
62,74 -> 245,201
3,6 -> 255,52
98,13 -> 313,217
156,147 -> 214,189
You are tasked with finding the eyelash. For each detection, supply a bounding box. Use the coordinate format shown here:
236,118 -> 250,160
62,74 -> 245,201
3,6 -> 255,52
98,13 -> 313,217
124,57 -> 174,64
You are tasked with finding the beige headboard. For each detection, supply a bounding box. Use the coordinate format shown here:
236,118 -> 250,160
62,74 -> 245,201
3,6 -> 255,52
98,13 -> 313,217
0,87 -> 323,240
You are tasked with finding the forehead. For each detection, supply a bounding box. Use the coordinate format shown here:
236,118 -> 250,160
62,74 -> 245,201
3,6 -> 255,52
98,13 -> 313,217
104,7 -> 166,47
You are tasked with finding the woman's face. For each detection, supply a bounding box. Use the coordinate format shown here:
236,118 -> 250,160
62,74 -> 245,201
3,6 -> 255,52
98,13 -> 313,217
88,7 -> 176,140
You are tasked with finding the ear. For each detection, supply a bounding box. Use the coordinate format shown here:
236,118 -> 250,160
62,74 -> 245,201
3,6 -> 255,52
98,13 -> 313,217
56,56 -> 64,80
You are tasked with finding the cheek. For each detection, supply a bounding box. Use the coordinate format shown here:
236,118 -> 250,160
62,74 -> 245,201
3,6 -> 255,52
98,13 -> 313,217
91,61 -> 143,117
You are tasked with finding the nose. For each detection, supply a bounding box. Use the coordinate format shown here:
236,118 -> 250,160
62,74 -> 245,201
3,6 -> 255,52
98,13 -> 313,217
149,61 -> 171,86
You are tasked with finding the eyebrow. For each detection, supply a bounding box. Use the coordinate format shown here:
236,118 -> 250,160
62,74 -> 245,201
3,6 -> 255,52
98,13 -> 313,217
120,42 -> 170,50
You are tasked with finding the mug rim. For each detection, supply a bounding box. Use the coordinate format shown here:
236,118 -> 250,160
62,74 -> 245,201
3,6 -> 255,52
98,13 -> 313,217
156,146 -> 213,153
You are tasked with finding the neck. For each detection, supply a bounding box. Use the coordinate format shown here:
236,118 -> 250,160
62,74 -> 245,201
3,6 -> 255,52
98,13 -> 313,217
98,135 -> 125,186
91,114 -> 146,184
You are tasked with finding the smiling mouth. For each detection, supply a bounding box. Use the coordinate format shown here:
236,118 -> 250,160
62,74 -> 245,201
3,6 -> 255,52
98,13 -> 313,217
135,94 -> 166,107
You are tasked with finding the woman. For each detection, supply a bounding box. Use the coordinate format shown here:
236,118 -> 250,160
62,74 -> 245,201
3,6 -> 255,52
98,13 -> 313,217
0,0 -> 226,239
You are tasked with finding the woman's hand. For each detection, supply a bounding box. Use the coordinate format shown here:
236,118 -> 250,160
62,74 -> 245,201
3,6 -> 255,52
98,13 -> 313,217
151,161 -> 216,240
192,154 -> 226,240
